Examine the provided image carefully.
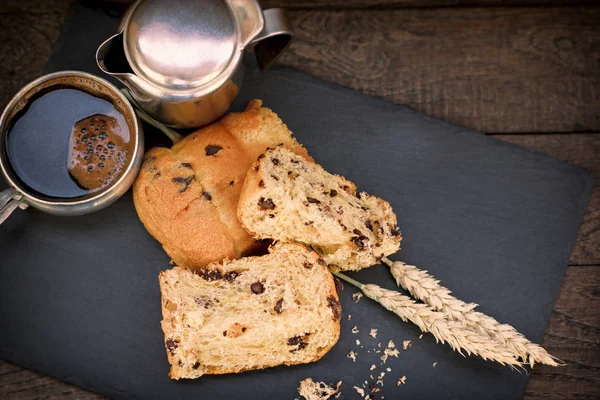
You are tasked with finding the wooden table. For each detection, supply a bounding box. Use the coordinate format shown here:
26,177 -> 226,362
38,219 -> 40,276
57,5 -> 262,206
0,0 -> 598,398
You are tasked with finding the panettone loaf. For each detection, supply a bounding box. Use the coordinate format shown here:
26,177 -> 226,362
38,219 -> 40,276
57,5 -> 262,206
159,242 -> 341,379
133,100 -> 310,269
237,147 -> 401,271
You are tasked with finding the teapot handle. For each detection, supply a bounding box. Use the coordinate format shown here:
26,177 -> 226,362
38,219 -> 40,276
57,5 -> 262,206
251,8 -> 294,70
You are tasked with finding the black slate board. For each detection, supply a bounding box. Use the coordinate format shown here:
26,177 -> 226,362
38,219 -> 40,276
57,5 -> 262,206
0,2 -> 594,399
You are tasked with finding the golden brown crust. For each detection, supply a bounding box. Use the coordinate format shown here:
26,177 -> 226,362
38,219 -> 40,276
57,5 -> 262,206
133,100 -> 311,269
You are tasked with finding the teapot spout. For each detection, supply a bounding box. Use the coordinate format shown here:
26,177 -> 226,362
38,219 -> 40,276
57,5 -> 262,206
96,32 -> 134,77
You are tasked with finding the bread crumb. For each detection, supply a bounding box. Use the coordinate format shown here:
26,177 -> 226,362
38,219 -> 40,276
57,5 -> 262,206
419,334 -> 423,339
386,367 -> 391,372
371,387 -> 381,393
298,378 -> 342,400
347,351 -> 357,362
370,364 -> 376,371
397,376 -> 407,386
381,342 -> 400,363
377,342 -> 381,348
352,326 -> 359,334
369,329 -> 378,338
433,362 -> 438,367
335,392 -> 341,399
377,372 -> 386,380
354,386 -> 365,397
369,374 -> 374,379
352,292 -> 363,303
403,340 -> 412,350
348,314 -> 351,321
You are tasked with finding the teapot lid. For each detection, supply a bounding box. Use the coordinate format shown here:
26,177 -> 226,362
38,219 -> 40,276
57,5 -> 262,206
123,0 -> 240,90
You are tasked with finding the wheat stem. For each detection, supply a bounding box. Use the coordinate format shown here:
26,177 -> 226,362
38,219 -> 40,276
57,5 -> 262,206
381,257 -> 561,367
334,272 -> 523,367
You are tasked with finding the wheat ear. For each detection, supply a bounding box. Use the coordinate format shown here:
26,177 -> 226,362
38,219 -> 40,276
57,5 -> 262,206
381,258 -> 561,367
334,272 -> 523,368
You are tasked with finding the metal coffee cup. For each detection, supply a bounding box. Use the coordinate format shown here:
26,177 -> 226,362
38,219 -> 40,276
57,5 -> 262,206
0,71 -> 144,224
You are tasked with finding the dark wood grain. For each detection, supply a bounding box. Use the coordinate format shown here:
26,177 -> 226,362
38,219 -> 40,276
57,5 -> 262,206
0,0 -> 598,399
260,0 -> 600,9
278,7 -> 600,133
0,0 -> 73,117
524,266 -> 600,400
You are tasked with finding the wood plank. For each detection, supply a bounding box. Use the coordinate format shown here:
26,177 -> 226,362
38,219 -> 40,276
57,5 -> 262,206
0,361 -> 104,399
260,0 -> 600,9
277,7 -> 600,133
524,266 -> 600,400
0,2 -> 72,113
492,134 -> 600,265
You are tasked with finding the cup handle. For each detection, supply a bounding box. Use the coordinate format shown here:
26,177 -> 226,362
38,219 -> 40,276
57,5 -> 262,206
0,188 -> 27,225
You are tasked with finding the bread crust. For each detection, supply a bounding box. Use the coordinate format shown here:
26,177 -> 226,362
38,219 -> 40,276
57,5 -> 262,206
159,242 -> 340,379
133,101 -> 310,269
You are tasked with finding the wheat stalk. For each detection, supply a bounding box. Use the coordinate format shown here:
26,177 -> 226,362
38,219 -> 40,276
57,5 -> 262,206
381,258 -> 561,367
334,272 -> 523,368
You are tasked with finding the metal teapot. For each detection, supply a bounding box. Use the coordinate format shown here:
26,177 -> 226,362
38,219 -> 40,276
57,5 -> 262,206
96,0 -> 292,128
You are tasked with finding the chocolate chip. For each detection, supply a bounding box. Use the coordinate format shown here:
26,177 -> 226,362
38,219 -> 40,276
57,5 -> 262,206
259,180 -> 264,187
258,197 -> 275,210
202,191 -> 212,201
242,327 -> 247,332
356,192 -> 363,199
342,185 -> 349,191
353,229 -> 363,235
178,360 -> 183,366
287,335 -> 309,352
327,296 -> 342,320
391,226 -> 402,237
304,221 -> 314,226
254,165 -> 260,171
165,339 -> 179,355
192,362 -> 200,369
181,162 -> 193,169
306,197 -> 320,204
194,296 -> 213,308
251,281 -> 264,294
329,189 -> 338,197
352,235 -> 369,249
257,154 -> 265,161
205,145 -> 222,156
223,331 -> 227,336
268,214 -> 275,218
303,262 -> 313,269
274,298 -> 284,313
334,277 -> 344,293
272,158 -> 280,165
198,269 -> 223,281
172,176 -> 193,193
365,220 -> 373,231
224,271 -> 239,282
229,180 -> 235,186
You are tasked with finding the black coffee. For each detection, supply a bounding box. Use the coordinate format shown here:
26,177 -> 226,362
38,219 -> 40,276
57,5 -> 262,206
4,77 -> 133,199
